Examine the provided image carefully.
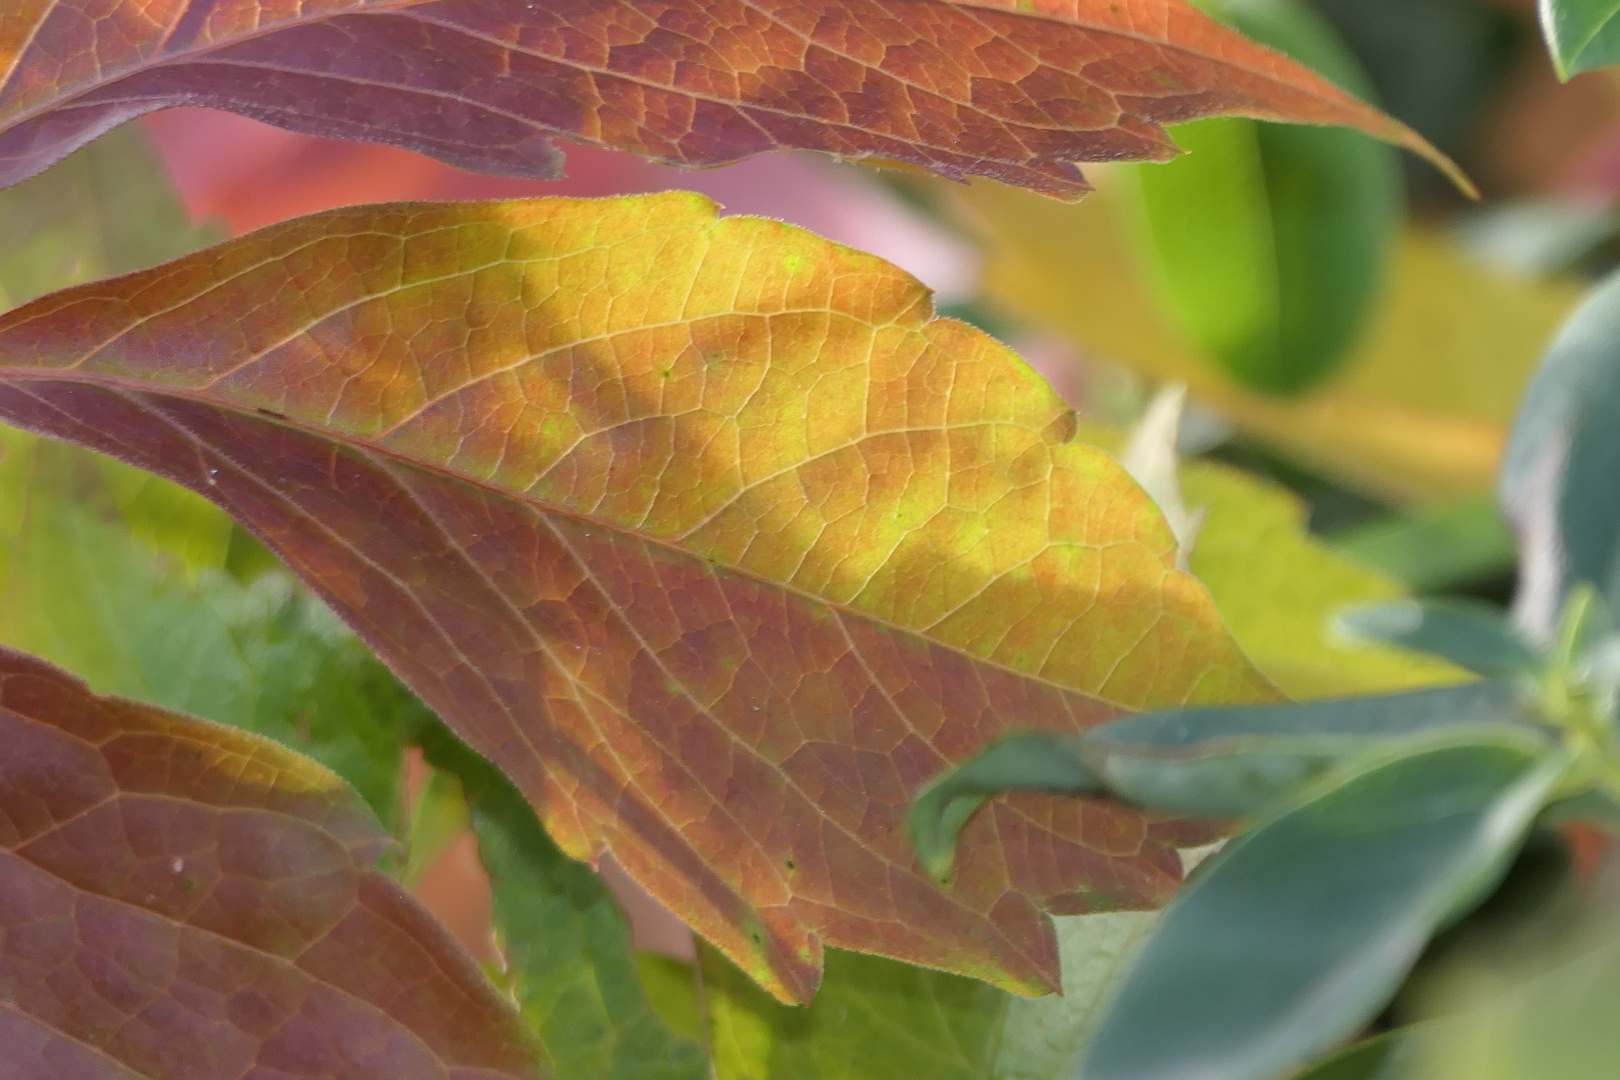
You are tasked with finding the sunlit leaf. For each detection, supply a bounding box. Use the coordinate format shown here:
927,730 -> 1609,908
1083,734 -> 1566,1080
0,645 -> 547,1079
1069,420 -> 1466,697
0,142 -> 727,1075
1119,0 -> 1400,394
1180,460 -> 1468,697
1539,0 -> 1620,80
0,193 -> 1266,1000
1501,269 -> 1620,644
0,0 -> 1465,199
958,176 -> 1585,501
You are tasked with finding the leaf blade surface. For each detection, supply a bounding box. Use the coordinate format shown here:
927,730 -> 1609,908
0,645 -> 545,1080
0,193 -> 1266,1000
1081,735 -> 1564,1080
0,0 -> 1462,197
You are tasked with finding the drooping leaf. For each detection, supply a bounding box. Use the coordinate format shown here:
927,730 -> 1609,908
912,682 -> 1538,854
957,176 -> 1585,501
1539,0 -> 1620,80
1081,734 -> 1567,1080
1119,0 -> 1400,394
0,645 -> 546,1079
0,193 -> 1267,1001
1501,269 -> 1620,645
413,723 -> 712,1080
0,0 -> 1466,199
1077,682 -> 1542,819
1335,600 -> 1540,680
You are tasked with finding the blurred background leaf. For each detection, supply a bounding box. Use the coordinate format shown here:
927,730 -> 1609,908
1121,0 -> 1401,395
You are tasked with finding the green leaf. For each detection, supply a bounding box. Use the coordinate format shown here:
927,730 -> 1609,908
1293,1029 -> 1423,1080
1081,735 -> 1567,1080
1538,0 -> 1620,79
1501,268 -> 1620,644
702,912 -> 1163,1080
1329,495 -> 1517,594
1121,0 -> 1400,395
414,724 -> 711,1080
0,427 -> 416,819
1421,914 -> 1620,1080
991,912 -> 1162,1080
1334,600 -> 1539,679
1180,459 -> 1470,697
703,945 -> 1008,1080
0,123 -> 217,311
1080,682 -> 1538,818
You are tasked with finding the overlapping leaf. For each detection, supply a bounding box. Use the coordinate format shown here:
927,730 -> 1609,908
0,0 -> 1465,198
0,645 -> 545,1079
0,193 -> 1264,1002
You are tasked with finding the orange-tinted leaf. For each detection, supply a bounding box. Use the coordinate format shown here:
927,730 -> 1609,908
0,645 -> 545,1080
0,194 -> 1265,1002
0,0 -> 1462,198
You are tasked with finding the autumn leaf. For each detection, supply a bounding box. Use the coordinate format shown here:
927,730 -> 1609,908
0,193 -> 1264,1001
0,644 -> 546,1079
0,0 -> 1465,199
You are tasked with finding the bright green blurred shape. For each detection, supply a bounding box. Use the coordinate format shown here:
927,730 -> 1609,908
1121,0 -> 1400,395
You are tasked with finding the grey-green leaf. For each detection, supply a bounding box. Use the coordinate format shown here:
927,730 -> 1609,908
1080,681 -> 1536,818
1334,600 -> 1539,679
1539,0 -> 1620,79
1328,495 -> 1517,595
1501,268 -> 1620,644
1080,736 -> 1567,1080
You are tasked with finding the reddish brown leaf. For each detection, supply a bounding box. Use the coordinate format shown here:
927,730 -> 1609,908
0,645 -> 545,1080
0,0 -> 1466,198
0,194 -> 1263,1002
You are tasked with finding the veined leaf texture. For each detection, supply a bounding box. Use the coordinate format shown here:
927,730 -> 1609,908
0,646 -> 546,1079
0,194 -> 1266,1000
0,0 -> 1463,197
